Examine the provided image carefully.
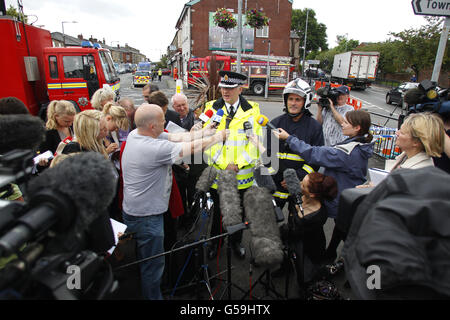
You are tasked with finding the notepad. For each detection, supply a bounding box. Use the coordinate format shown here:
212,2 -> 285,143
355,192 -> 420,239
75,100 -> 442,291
368,168 -> 389,186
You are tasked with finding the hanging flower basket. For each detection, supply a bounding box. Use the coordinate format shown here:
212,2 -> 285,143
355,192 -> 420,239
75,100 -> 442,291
213,8 -> 237,31
245,9 -> 269,29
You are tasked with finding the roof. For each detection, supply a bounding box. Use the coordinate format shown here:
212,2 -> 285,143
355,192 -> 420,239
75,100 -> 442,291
51,32 -> 82,46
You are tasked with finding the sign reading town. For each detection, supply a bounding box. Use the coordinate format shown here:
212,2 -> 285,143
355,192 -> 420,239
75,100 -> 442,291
412,0 -> 450,17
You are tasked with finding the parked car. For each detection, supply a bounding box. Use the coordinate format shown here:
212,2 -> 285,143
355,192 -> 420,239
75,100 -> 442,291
162,68 -> 171,75
386,82 -> 419,109
133,71 -> 151,87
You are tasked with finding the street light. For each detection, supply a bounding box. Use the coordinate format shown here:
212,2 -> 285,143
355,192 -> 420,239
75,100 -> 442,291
61,21 -> 78,47
301,9 -> 309,77
263,40 -> 271,99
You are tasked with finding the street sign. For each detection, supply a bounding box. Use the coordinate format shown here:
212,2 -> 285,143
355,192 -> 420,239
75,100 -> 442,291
307,60 -> 320,65
412,0 -> 450,17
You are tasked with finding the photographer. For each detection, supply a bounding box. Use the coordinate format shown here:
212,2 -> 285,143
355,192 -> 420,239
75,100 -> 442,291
316,86 -> 354,146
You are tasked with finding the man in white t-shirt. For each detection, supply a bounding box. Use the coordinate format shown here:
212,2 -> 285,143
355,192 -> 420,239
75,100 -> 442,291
121,104 -> 226,300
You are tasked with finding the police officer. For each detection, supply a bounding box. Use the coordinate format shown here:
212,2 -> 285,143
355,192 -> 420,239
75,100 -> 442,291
204,70 -> 262,260
267,78 -> 324,208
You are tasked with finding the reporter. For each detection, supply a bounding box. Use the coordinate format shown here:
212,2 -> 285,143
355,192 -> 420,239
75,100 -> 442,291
91,87 -> 115,111
39,100 -> 76,155
392,112 -> 444,170
274,110 -> 373,261
62,110 -> 109,158
278,172 -> 338,285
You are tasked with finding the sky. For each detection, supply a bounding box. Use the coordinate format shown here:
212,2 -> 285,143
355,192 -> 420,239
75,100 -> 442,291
6,0 -> 433,62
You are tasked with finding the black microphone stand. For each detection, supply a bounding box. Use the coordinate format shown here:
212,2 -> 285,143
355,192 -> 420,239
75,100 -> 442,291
284,195 -> 308,300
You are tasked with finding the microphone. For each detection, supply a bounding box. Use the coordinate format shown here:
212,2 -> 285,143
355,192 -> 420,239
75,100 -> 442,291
283,168 -> 303,212
244,186 -> 284,268
253,166 -> 284,223
198,109 -> 214,124
190,166 -> 218,209
217,169 -> 242,228
211,109 -> 224,128
0,152 -> 117,256
0,114 -> 46,154
256,114 -> 278,132
243,121 -> 252,138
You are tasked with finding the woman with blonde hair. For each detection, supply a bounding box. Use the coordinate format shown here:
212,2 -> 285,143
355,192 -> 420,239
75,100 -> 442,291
390,112 -> 445,170
39,100 -> 77,155
91,87 -> 115,111
62,109 -> 110,158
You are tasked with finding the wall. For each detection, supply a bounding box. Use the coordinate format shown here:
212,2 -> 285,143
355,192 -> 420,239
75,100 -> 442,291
190,0 -> 292,58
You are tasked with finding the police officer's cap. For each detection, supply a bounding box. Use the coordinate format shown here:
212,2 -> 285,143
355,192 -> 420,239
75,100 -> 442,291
218,71 -> 247,88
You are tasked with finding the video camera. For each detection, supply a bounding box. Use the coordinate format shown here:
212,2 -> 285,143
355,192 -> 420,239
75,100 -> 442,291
405,79 -> 450,116
0,150 -> 117,300
316,85 -> 341,108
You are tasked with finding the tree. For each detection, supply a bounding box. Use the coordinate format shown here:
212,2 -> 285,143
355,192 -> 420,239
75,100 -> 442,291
6,5 -> 28,23
388,16 -> 448,78
291,8 -> 328,61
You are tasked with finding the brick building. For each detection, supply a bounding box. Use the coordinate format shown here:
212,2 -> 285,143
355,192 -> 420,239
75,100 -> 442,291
170,0 -> 293,83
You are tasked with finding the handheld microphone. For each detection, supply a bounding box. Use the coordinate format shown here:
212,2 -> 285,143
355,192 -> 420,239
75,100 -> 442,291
217,169 -> 242,228
244,186 -> 284,268
0,152 -> 117,256
190,166 -> 218,209
283,168 -> 303,212
211,109 -> 224,128
256,114 -> 278,132
243,121 -> 252,138
0,114 -> 46,153
198,109 -> 214,124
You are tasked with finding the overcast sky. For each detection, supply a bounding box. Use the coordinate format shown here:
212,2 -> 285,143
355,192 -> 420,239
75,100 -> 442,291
6,0 -> 433,61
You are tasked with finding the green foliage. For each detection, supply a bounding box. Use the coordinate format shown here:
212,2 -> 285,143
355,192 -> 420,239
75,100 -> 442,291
156,55 -> 168,69
245,9 -> 269,29
213,8 -> 237,31
6,5 -> 28,23
291,8 -> 328,56
387,16 -> 448,77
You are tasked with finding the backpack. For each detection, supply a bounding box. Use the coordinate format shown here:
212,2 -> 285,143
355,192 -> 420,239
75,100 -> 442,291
342,167 -> 450,299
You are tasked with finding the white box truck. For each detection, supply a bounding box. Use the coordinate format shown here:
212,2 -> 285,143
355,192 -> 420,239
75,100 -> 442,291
331,51 -> 379,90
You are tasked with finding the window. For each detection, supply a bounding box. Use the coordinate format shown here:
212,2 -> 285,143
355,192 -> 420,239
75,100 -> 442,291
63,56 -> 84,78
256,26 -> 269,38
83,55 -> 97,80
49,56 -> 58,79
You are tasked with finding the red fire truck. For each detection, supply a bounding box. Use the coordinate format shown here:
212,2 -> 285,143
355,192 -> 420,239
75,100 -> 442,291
0,16 -> 120,116
187,55 -> 293,95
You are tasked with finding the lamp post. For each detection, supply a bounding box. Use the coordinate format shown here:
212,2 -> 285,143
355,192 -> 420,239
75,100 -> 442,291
237,0 -> 242,73
61,21 -> 77,47
301,9 -> 309,77
344,33 -> 349,52
263,40 -> 271,99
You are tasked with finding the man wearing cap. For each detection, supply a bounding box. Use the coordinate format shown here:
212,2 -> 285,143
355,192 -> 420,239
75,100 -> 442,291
203,70 -> 262,260
316,85 -> 354,146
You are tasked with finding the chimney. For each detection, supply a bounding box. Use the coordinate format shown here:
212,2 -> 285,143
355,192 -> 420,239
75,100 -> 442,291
103,37 -> 106,44
117,44 -> 120,48
77,34 -> 83,40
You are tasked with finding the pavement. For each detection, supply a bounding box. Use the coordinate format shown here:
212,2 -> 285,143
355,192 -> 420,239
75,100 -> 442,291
113,74 -> 387,301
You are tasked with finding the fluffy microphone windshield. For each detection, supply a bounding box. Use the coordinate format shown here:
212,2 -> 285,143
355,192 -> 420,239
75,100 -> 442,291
0,114 -> 45,153
404,88 -> 424,106
195,166 -> 218,193
28,152 -> 117,230
244,186 -> 283,268
217,169 -> 242,227
283,168 -> 302,196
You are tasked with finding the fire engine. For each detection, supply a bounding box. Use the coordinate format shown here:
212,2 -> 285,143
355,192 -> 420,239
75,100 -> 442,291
0,15 -> 120,116
187,54 -> 293,95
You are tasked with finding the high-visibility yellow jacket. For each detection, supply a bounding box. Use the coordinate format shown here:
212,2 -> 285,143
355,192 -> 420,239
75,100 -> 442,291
203,96 -> 262,190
